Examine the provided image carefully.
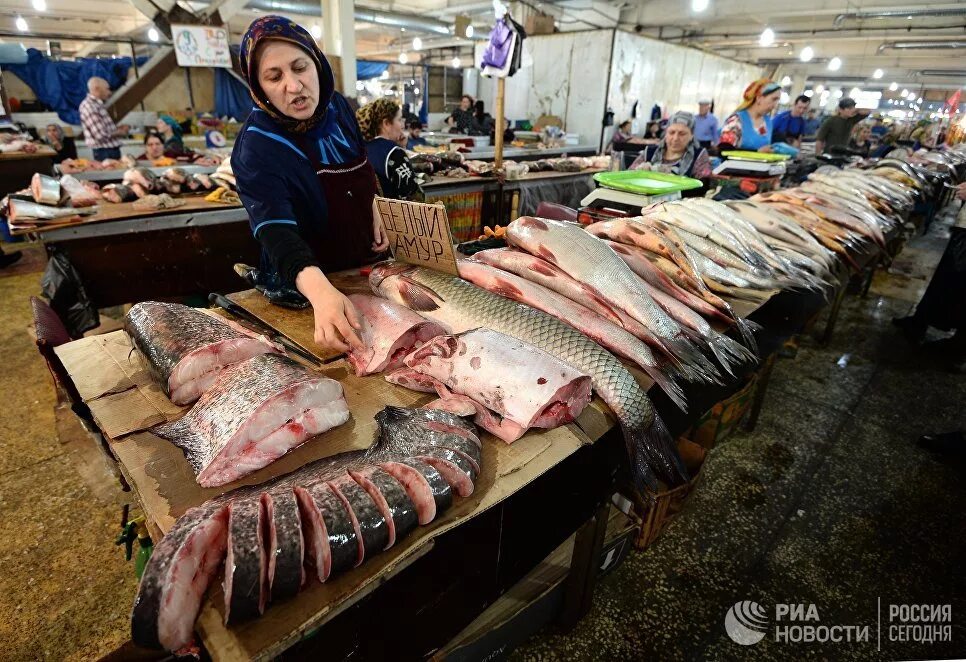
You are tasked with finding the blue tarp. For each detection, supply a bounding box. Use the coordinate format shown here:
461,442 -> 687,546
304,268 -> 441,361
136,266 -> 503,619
214,68 -> 252,123
357,60 -> 389,81
2,48 -> 147,124
419,66 -> 429,125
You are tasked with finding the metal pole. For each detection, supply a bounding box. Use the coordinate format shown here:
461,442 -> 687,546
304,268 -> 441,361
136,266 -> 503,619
494,76 -> 505,170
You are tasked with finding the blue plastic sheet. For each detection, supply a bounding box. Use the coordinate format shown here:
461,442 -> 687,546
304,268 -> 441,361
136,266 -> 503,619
357,60 -> 389,80
214,68 -> 252,122
2,48 -> 147,124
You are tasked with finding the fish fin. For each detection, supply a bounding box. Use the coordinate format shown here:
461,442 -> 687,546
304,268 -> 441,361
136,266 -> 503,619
666,335 -> 723,384
492,277 -> 525,300
624,412 -> 688,493
398,278 -> 440,312
637,362 -> 687,413
527,260 -> 559,278
709,332 -> 758,373
534,245 -> 558,265
519,216 -> 550,231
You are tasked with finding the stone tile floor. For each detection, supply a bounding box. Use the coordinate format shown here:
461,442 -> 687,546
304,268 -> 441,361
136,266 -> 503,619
0,206 -> 963,660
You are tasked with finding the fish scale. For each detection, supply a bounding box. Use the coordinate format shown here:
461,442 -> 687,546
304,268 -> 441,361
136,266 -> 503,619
372,264 -> 687,490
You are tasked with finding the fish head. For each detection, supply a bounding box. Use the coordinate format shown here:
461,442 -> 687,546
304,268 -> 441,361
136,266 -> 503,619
371,264 -> 443,314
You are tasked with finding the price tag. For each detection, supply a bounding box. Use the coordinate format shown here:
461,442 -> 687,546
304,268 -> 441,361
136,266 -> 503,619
372,196 -> 459,276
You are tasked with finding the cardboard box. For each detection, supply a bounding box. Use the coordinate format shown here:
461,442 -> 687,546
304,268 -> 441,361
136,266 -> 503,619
525,12 -> 556,35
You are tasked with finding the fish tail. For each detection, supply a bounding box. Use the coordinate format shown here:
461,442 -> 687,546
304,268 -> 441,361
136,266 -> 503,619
639,363 -> 688,413
624,412 -> 689,492
666,335 -> 724,383
710,332 -> 759,373
721,300 -> 759,353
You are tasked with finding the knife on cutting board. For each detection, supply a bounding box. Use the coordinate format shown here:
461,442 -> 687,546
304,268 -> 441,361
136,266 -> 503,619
208,292 -> 322,366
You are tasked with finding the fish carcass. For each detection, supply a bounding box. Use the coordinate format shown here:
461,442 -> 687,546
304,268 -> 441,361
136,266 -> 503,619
153,353 -> 350,487
30,173 -> 61,205
346,294 -> 445,376
132,406 -> 478,652
388,328 -> 593,442
124,301 -> 283,405
7,199 -> 97,225
370,261 -> 688,490
457,257 -> 687,409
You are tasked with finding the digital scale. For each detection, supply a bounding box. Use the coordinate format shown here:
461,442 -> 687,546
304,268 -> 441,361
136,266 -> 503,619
713,150 -> 790,178
580,170 -> 703,217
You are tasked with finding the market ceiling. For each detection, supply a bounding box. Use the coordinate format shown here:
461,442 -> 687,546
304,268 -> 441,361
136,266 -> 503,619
0,0 -> 963,90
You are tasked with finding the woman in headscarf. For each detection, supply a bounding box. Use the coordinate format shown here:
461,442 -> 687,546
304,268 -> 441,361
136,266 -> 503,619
232,15 -> 388,353
630,112 -> 712,177
43,123 -> 77,164
717,79 -> 782,152
356,98 -> 424,201
156,114 -> 186,152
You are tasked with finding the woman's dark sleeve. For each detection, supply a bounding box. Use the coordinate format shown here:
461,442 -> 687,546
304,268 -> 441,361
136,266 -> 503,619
257,224 -> 321,284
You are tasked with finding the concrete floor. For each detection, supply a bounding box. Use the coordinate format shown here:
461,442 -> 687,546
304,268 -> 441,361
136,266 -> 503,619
0,206 -> 963,660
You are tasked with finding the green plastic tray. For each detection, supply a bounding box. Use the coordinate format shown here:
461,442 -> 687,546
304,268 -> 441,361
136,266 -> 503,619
593,170 -> 703,195
721,150 -> 790,162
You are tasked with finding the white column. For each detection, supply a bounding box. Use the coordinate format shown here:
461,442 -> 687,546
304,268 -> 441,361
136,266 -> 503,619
321,0 -> 357,97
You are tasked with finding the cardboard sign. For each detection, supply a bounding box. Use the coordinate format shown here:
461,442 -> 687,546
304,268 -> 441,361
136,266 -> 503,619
372,196 -> 459,276
172,25 -> 231,68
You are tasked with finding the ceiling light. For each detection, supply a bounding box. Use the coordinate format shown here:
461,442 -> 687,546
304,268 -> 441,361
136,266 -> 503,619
410,78 -> 415,85
849,87 -> 861,98
412,37 -> 422,50
781,75 -> 791,86
451,56 -> 461,68
691,0 -> 709,12
917,97 -> 923,104
901,88 -> 909,97
380,70 -> 389,79
465,25 -> 474,38
815,84 -> 825,93
834,89 -> 843,98
873,68 -> 884,79
399,52 -> 409,64
148,27 -> 159,42
311,25 -> 322,39
780,91 -> 789,104
828,57 -> 842,71
759,27 -> 775,47
804,90 -> 813,97
15,16 -> 28,32
799,46 -> 814,62
889,82 -> 898,91
414,87 -> 420,95
31,0 -> 46,11
355,81 -> 364,91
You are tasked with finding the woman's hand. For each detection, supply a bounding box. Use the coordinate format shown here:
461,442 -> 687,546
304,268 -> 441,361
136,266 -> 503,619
296,267 -> 363,353
758,145 -> 774,153
372,216 -> 390,252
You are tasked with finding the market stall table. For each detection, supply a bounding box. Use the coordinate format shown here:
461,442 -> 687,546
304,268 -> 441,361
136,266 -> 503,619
13,194 -> 255,307
0,146 -> 57,197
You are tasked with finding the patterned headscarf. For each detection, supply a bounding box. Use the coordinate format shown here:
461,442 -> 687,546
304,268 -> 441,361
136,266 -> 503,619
239,15 -> 335,134
356,98 -> 400,141
651,111 -> 699,176
736,79 -> 781,111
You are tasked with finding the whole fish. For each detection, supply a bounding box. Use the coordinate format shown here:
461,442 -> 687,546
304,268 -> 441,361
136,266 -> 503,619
153,354 -> 350,487
124,301 -> 283,405
506,216 -> 720,380
458,257 -> 688,409
8,198 -> 97,223
369,261 -> 688,490
133,406 -> 477,652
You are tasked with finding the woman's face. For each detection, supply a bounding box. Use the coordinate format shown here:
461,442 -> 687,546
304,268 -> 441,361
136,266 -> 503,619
45,125 -> 59,141
145,135 -> 164,160
382,109 -> 405,141
757,90 -> 781,114
858,127 -> 871,142
256,40 -> 320,120
155,118 -> 171,136
460,96 -> 472,111
664,123 -> 693,153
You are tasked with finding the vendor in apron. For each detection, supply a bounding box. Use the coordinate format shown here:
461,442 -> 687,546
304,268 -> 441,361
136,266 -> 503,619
233,16 -> 389,354
717,79 -> 781,153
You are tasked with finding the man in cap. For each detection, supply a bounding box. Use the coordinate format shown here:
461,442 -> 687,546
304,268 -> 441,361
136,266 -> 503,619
693,99 -> 719,150
78,77 -> 129,161
815,97 -> 869,155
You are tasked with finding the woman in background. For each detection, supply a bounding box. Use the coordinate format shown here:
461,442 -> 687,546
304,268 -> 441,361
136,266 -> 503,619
630,111 -> 711,194
717,79 -> 781,152
357,98 -> 424,201
43,124 -> 77,164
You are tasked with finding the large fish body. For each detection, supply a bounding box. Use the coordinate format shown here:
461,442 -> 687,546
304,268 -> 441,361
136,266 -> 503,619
458,257 -> 687,410
346,294 -> 445,376
133,406 -> 477,652
125,301 -> 282,405
392,328 -> 593,442
369,262 -> 687,490
153,354 -> 350,487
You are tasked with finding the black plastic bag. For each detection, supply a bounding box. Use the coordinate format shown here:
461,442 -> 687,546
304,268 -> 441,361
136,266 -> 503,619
41,247 -> 99,338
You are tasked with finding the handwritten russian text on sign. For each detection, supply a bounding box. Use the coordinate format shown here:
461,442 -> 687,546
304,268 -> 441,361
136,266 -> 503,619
172,25 -> 231,68
373,196 -> 459,276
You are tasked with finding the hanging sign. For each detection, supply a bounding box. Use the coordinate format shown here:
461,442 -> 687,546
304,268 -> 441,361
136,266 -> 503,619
172,25 -> 231,68
372,196 -> 459,276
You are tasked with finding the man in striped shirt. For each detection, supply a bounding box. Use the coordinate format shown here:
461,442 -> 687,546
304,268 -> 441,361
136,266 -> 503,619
78,77 -> 129,161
